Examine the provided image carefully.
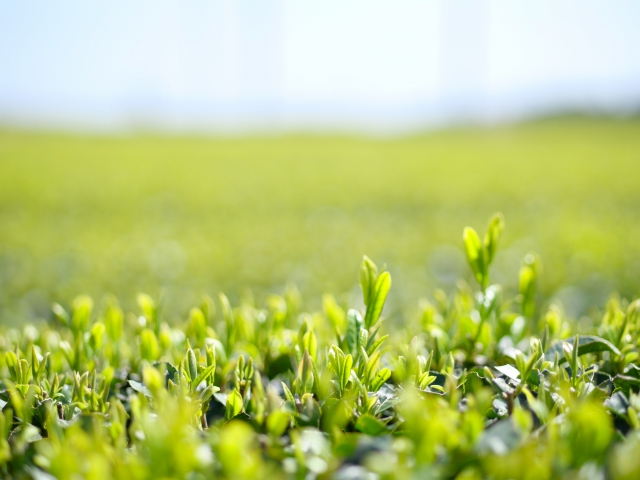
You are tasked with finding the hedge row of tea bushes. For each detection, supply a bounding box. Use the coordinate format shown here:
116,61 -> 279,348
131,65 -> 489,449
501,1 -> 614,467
1,215 -> 640,479
4,120 -> 640,324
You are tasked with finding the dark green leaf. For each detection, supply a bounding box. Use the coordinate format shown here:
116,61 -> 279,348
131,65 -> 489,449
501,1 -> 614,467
492,398 -> 509,417
614,375 -> 640,394
490,377 -> 515,395
495,364 -> 520,381
624,364 -> 640,379
545,335 -> 620,363
477,419 -> 521,455
128,380 -> 152,398
604,391 -> 629,417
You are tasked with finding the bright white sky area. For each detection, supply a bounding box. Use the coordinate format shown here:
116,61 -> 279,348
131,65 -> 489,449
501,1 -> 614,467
1,1 -> 640,132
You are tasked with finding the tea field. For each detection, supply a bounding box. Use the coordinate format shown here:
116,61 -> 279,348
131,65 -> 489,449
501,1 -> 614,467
1,117 -> 640,478
1,117 -> 640,325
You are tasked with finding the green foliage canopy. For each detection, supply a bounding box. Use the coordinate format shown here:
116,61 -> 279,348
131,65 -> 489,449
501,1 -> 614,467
0,215 -> 639,479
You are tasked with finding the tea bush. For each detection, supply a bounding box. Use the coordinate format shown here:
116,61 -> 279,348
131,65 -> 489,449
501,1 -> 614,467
1,214 -> 640,479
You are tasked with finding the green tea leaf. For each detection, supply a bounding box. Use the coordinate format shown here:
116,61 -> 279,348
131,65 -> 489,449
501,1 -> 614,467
346,309 -> 363,355
519,253 -> 539,318
225,389 -> 244,420
266,410 -> 290,437
302,330 -> 318,359
71,295 -> 93,333
187,348 -> 198,383
128,380 -> 152,398
341,354 -> 353,391
463,227 -> 485,287
282,382 -> 295,403
363,272 -> 391,329
140,329 -> 159,361
355,414 -> 388,436
483,213 -> 504,266
192,364 -> 216,389
371,368 -> 391,392
360,255 -> 379,307
199,384 -> 219,402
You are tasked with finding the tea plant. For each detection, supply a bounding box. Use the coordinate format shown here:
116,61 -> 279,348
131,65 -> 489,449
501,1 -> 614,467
1,214 -> 640,479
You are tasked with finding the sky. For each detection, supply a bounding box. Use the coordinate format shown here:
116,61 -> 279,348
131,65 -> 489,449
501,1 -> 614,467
1,1 -> 640,133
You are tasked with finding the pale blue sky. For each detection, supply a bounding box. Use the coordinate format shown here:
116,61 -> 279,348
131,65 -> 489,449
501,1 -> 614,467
1,1 -> 640,132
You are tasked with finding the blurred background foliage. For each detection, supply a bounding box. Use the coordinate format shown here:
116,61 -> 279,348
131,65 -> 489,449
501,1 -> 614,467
1,115 -> 639,324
